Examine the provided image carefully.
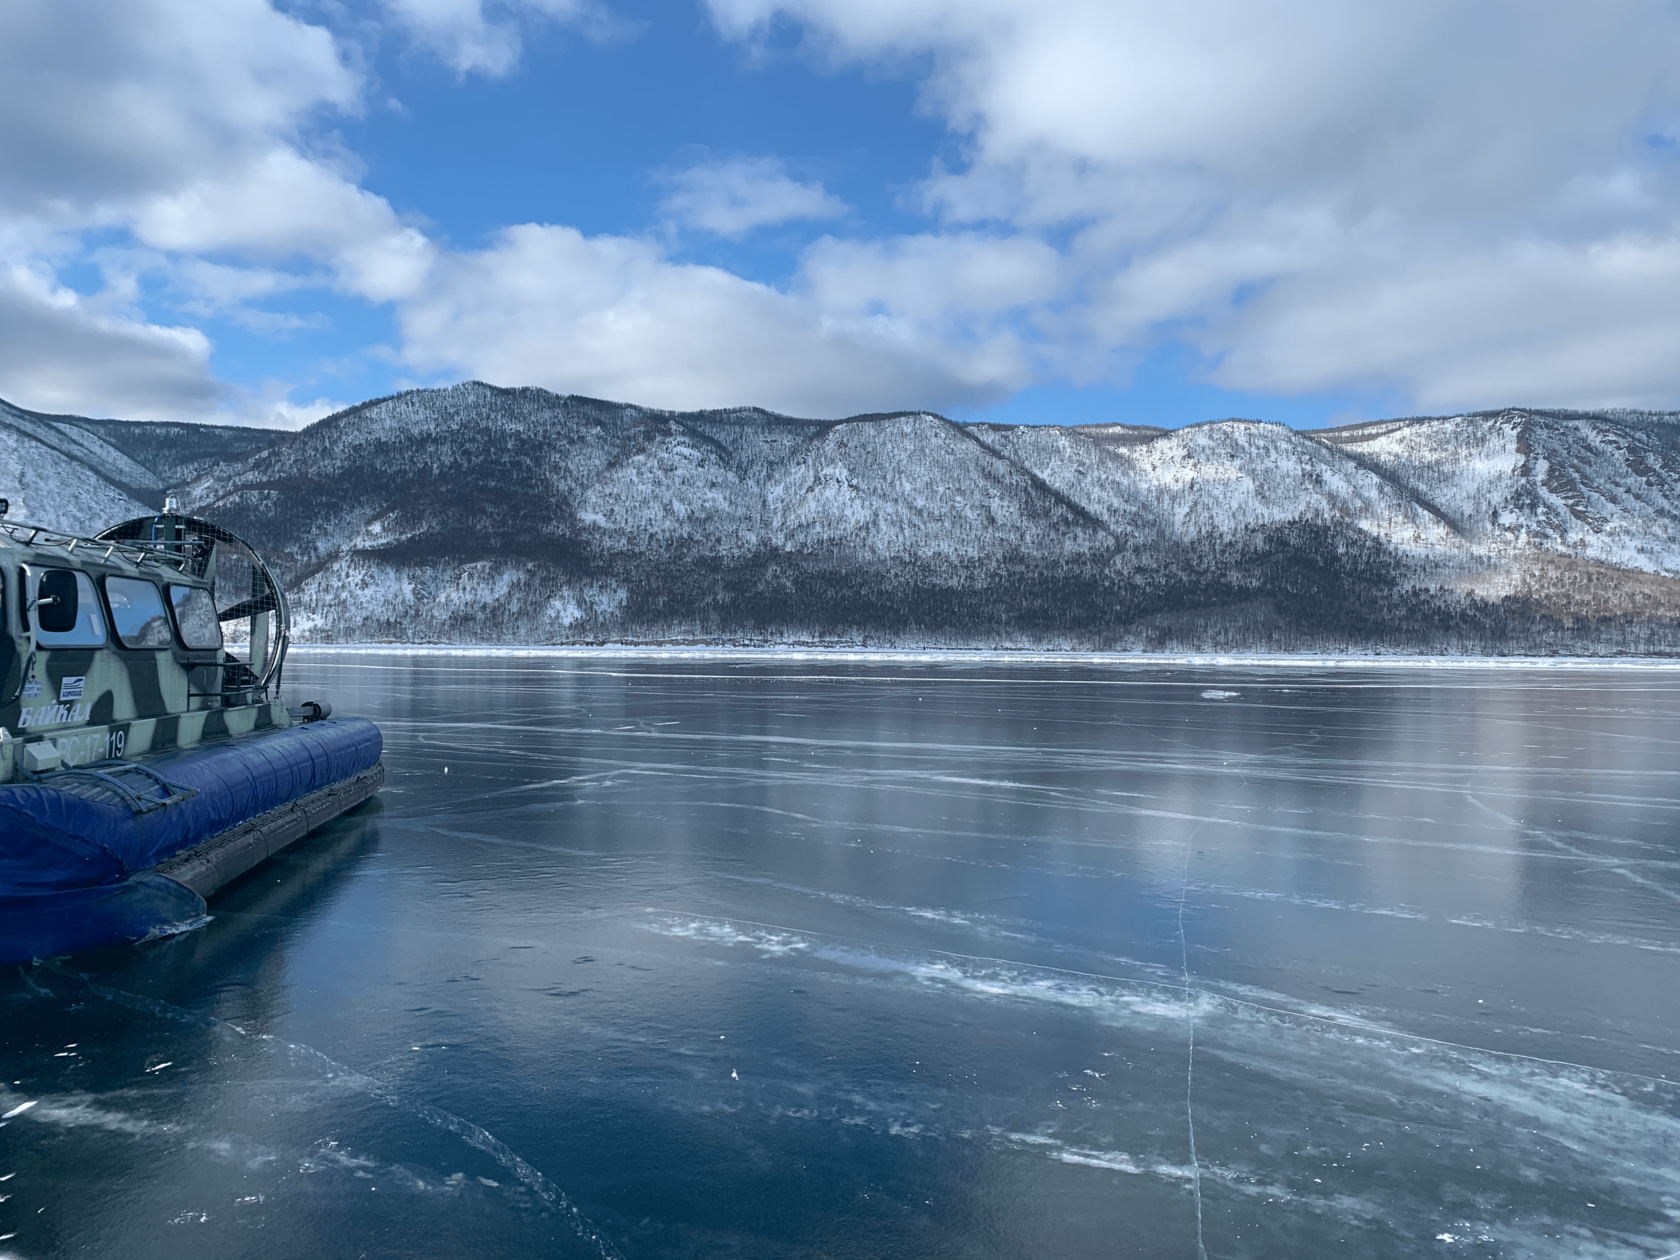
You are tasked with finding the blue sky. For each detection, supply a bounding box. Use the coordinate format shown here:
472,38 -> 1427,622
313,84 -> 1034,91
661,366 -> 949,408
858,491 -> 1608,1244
1,0 -> 1678,428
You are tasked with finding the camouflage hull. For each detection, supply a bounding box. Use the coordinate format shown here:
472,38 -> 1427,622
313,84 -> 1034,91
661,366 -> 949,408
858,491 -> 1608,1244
0,718 -> 383,962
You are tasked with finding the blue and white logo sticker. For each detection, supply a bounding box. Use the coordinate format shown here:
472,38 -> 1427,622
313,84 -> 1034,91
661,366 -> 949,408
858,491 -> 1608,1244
59,676 -> 85,702
21,679 -> 42,699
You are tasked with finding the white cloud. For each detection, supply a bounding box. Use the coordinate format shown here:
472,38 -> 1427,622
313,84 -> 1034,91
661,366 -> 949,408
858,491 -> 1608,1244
707,0 -> 1680,411
174,259 -> 315,311
804,233 -> 1062,326
0,0 -> 357,219
1210,230 -> 1680,410
381,0 -> 622,78
709,0 -> 1680,215
133,149 -> 435,301
382,0 -> 524,76
253,392 -> 351,430
396,223 -> 1026,415
661,158 -> 848,237
0,262 -> 224,421
387,180 -> 1063,419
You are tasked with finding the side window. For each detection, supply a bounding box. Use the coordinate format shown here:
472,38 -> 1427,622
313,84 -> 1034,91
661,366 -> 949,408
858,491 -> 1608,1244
169,584 -> 222,650
33,569 -> 107,647
105,576 -> 175,648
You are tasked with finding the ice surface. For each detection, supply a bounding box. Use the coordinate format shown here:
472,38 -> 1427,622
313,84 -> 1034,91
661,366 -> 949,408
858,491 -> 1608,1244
2,656 -> 1678,1258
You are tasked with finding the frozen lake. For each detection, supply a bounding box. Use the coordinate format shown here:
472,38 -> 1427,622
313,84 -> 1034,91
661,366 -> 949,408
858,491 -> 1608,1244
4,654 -> 1680,1258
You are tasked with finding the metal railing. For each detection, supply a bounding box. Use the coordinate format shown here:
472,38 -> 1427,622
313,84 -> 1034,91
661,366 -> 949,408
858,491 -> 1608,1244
0,520 -> 202,574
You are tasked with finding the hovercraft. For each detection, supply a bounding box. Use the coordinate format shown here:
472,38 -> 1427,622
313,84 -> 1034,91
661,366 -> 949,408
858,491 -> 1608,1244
0,499 -> 382,962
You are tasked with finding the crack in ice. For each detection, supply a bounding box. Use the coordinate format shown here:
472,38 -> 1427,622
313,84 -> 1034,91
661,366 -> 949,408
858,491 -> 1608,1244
1178,823 -> 1209,1260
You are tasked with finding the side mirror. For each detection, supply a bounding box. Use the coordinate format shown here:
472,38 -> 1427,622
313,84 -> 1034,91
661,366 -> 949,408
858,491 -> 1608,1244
36,571 -> 78,634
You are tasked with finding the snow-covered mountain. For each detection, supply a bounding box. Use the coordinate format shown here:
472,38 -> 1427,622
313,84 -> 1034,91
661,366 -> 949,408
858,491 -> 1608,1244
5,383 -> 1680,652
1318,410 -> 1680,572
0,397 -> 278,532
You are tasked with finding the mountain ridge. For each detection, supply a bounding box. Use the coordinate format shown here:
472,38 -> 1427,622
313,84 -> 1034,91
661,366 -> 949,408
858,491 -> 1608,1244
5,382 -> 1680,652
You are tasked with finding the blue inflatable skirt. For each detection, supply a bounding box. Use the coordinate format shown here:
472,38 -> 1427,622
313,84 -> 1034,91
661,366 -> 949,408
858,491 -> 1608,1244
0,717 -> 382,962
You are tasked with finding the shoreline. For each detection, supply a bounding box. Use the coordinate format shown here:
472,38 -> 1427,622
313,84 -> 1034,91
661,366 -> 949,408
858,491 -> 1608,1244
281,643 -> 1680,669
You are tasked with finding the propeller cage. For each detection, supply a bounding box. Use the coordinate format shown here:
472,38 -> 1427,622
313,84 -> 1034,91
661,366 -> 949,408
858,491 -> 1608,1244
99,514 -> 290,701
